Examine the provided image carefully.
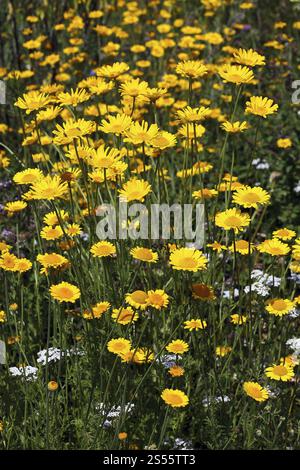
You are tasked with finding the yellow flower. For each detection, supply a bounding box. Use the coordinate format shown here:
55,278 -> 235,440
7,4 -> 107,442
230,314 -> 247,325
257,238 -> 290,256
221,121 -> 249,133
193,188 -> 218,200
243,382 -> 269,402
130,247 -> 158,263
161,388 -> 189,408
277,138 -> 292,149
57,88 -> 90,107
125,290 -> 149,310
150,131 -> 177,149
0,252 -> 18,271
119,78 -> 149,97
233,48 -> 266,67
0,310 -> 7,322
40,226 -> 63,241
245,96 -> 278,118
120,348 -> 154,364
48,381 -> 59,392
166,339 -> 189,355
37,252 -> 69,272
96,62 -> 129,79
147,290 -> 169,310
229,239 -> 254,255
176,106 -> 211,123
29,175 -> 68,200
14,91 -> 53,114
184,319 -> 207,331
272,228 -> 296,241
176,60 -> 208,78
37,106 -> 62,122
232,186 -> 270,209
169,247 -> 208,272
53,119 -> 95,145
5,201 -> 27,213
50,282 -> 80,303
14,258 -> 32,273
219,64 -> 254,84
119,178 -> 151,202
215,208 -> 250,232
13,168 -> 43,185
43,210 -> 69,226
265,363 -> 295,382
107,337 -> 132,356
169,365 -> 185,377
99,113 -> 132,135
90,241 -> 116,258
265,298 -> 294,317
216,346 -> 232,357
111,306 -> 139,325
124,121 -> 160,146
83,301 -> 110,320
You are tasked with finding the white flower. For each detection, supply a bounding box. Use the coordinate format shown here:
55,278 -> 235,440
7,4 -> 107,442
9,365 -> 38,381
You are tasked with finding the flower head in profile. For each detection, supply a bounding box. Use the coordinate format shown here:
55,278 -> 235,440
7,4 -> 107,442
111,306 -> 138,325
161,389 -> 189,408
119,178 -> 151,202
57,88 -> 90,107
219,64 -> 254,85
245,96 -> 278,118
5,201 -> 27,214
28,175 -> 68,201
243,382 -> 269,402
119,78 -> 149,98
169,247 -> 208,272
221,121 -> 248,133
124,121 -> 160,146
13,168 -> 43,185
233,48 -> 266,67
99,113 -> 132,135
14,91 -> 53,114
215,208 -> 250,232
53,119 -> 95,145
130,247 -> 158,263
176,60 -> 208,79
257,238 -> 290,256
184,319 -> 207,331
125,290 -> 149,310
50,282 -> 80,303
96,62 -> 129,79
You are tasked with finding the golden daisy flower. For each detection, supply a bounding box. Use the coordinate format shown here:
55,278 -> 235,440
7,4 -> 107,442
166,339 -> 189,355
277,138 -> 292,149
130,247 -> 158,263
14,258 -> 32,273
124,121 -> 160,146
99,113 -> 133,135
5,201 -> 27,213
90,241 -> 116,258
272,228 -> 296,241
125,290 -> 149,310
245,96 -> 278,118
215,208 -> 250,232
83,301 -> 111,320
233,48 -> 266,67
219,64 -> 254,84
14,90 -> 53,114
119,178 -> 151,202
0,252 -> 18,271
221,120 -> 249,133
229,239 -> 254,255
161,388 -> 189,407
184,319 -> 207,331
169,247 -> 208,272
57,88 -> 90,107
147,289 -> 169,310
96,62 -> 129,79
53,119 -> 95,145
29,175 -> 68,200
119,78 -> 149,98
176,106 -> 211,123
169,365 -> 185,377
230,314 -> 248,325
265,298 -> 294,317
111,306 -> 139,325
265,363 -> 295,382
50,281 -> 80,303
232,186 -> 270,209
176,60 -> 208,79
257,238 -> 290,256
13,169 -> 43,185
40,226 -> 64,241
107,337 -> 132,356
150,131 -> 177,149
216,346 -> 232,357
243,382 -> 269,402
